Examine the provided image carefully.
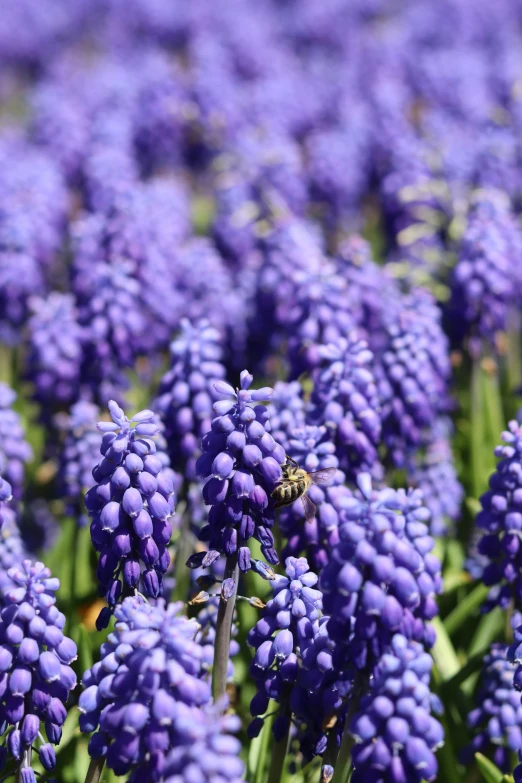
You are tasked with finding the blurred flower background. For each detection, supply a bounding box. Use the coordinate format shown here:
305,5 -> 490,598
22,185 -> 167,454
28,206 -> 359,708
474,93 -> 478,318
2,0 -> 522,781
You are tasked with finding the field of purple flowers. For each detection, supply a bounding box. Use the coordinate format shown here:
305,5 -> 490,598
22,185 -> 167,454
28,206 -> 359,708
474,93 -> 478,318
2,1 -> 522,781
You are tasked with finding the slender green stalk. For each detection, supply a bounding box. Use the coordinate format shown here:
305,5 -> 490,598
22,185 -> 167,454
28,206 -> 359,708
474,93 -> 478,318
0,345 -> 12,386
172,499 -> 193,603
212,552 -> 239,701
251,709 -> 275,783
331,681 -> 365,783
84,757 -> 105,783
67,522 -> 80,633
267,695 -> 292,783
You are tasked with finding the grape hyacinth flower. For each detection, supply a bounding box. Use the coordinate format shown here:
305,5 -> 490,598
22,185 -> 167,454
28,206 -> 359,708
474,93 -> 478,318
79,596 -> 211,779
408,417 -> 463,536
188,371 -> 285,698
0,560 -> 77,779
247,557 -> 323,743
464,643 -> 522,772
320,474 -> 442,672
26,293 -> 83,413
266,381 -> 306,452
56,401 -> 101,527
374,289 -> 451,467
475,420 -> 522,611
85,402 -> 177,628
189,371 -> 285,577
0,507 -> 25,590
0,471 -> 12,531
0,384 -> 33,504
73,260 -> 146,405
289,614 -> 348,761
278,426 -> 353,572
350,635 -> 443,783
449,189 -> 522,354
309,336 -> 382,478
154,319 -> 226,480
160,702 -> 246,783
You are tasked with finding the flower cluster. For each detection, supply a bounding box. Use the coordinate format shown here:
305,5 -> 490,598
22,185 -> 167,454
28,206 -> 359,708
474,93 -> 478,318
278,425 -> 352,571
26,293 -> 83,412
475,420 -> 522,611
159,702 -> 245,783
247,557 -> 323,740
374,289 -> 451,467
320,474 -> 441,672
0,384 -> 33,504
0,473 -> 12,531
465,643 -> 522,772
79,596 -> 212,778
56,401 -> 101,527
350,635 -> 443,783
0,560 -> 77,778
85,402 -> 177,627
188,371 -> 285,577
266,381 -> 306,451
408,417 -> 463,536
310,336 -> 381,477
155,319 -> 226,479
449,189 -> 522,354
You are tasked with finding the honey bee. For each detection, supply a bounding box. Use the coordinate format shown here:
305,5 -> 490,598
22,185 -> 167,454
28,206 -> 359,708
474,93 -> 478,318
272,456 -> 336,522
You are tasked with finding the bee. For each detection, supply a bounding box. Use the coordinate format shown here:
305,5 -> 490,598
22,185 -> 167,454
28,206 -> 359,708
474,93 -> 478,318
272,455 -> 336,522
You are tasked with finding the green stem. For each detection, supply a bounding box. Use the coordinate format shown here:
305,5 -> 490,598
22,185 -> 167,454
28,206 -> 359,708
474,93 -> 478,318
66,523 -> 80,634
212,552 -> 239,701
0,345 -> 12,386
172,498 -> 193,603
84,757 -> 105,783
267,697 -> 292,783
331,681 -> 365,783
252,711 -> 275,783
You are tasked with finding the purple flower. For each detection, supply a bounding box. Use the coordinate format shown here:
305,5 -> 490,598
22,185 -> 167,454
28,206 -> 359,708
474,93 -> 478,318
0,134 -> 67,345
86,402 -> 178,626
277,425 -> 353,571
26,293 -> 84,412
159,702 -> 245,783
0,385 -> 33,504
475,420 -> 522,611
247,557 -> 323,738
373,289 -> 451,467
465,644 -> 522,772
79,596 -> 211,778
73,260 -> 146,404
320,475 -> 442,672
0,508 -> 26,590
266,381 -> 306,452
449,189 -> 522,354
0,560 -> 77,777
350,635 -> 443,783
0,473 -> 12,533
407,417 -> 463,536
189,372 -> 285,575
309,336 -> 382,477
155,319 -> 226,480
212,129 -> 306,264
55,401 -> 101,527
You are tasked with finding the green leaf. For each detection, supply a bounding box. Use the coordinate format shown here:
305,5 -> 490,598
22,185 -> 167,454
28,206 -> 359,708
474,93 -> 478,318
431,617 -> 460,680
475,752 -> 504,783
443,583 -> 489,636
75,623 -> 93,675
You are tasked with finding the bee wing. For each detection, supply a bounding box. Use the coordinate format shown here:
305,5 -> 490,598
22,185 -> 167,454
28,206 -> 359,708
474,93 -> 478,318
309,467 -> 337,486
301,493 -> 317,523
